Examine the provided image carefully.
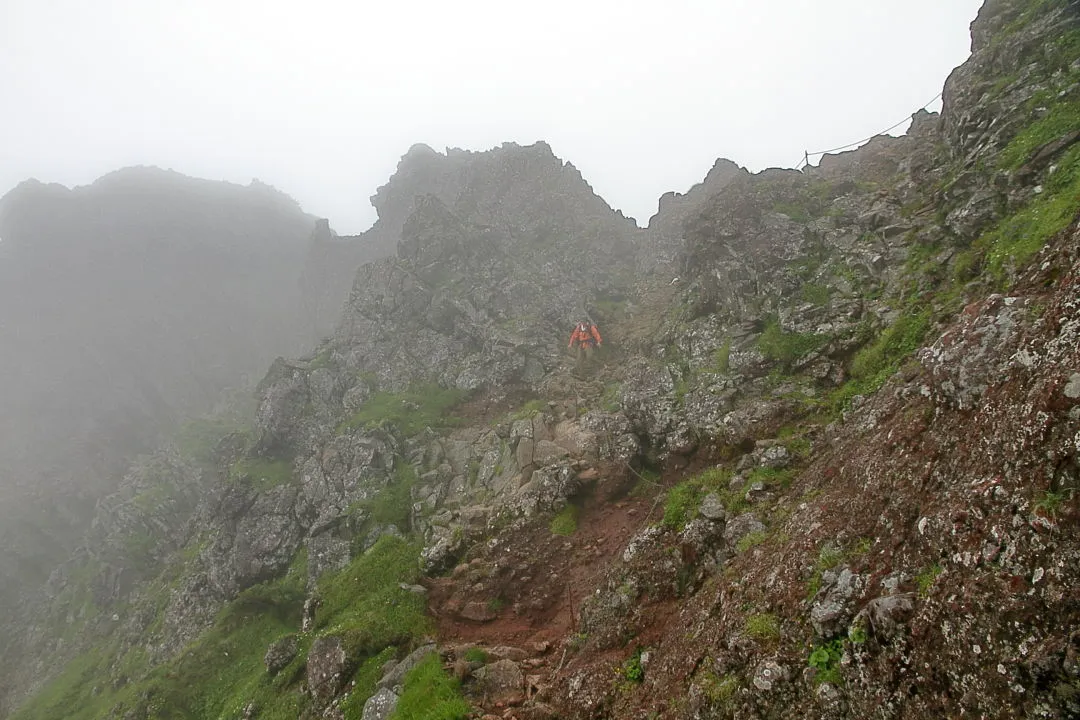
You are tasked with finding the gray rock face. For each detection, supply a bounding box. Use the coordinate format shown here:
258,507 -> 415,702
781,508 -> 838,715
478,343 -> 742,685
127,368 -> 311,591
361,687 -> 400,720
920,295 -> 1029,409
264,634 -> 299,675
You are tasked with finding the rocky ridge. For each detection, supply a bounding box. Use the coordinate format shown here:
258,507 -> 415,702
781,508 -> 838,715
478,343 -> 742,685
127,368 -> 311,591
6,0 -> 1080,718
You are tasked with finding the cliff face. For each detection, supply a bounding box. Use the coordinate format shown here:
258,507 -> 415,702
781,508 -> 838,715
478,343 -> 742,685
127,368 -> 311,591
6,1 -> 1080,718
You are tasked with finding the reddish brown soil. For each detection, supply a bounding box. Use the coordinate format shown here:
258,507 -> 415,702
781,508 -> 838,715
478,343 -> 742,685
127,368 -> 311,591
428,484 -> 658,650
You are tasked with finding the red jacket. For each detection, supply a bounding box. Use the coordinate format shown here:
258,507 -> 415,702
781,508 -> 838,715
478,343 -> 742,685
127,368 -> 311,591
568,324 -> 602,348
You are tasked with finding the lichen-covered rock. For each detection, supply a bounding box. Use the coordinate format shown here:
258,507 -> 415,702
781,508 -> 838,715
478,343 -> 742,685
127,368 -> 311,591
723,513 -> 765,548
264,634 -> 299,675
698,493 -> 728,522
854,593 -> 916,643
307,635 -> 348,704
361,687 -> 399,720
473,659 -> 525,706
920,294 -> 1029,409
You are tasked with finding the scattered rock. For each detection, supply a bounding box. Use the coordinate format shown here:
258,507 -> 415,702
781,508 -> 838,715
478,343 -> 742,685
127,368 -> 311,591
378,645 -> 436,690
699,493 -> 728,521
855,593 -> 916,643
460,601 -> 498,623
723,513 -> 766,547
473,659 -> 525,705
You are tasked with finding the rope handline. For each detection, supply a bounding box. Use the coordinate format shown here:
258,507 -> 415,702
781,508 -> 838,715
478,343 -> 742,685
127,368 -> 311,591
793,91 -> 943,170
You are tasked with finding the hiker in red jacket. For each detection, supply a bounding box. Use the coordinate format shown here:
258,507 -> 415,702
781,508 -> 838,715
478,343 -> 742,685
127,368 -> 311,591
568,321 -> 603,366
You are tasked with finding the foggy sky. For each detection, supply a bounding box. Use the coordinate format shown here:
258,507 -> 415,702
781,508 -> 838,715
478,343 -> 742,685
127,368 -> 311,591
1,0 -> 983,233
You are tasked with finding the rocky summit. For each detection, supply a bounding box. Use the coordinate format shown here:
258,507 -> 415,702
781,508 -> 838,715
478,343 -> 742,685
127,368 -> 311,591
4,0 -> 1080,718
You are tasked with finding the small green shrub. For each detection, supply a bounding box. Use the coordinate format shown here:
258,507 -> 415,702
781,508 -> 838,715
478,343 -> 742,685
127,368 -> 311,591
800,283 -> 831,306
550,504 -> 580,536
808,638 -> 845,686
661,467 -> 733,531
620,648 -> 646,684
916,563 -> 943,598
1035,490 -> 1067,518
697,671 -> 739,705
715,339 -> 732,373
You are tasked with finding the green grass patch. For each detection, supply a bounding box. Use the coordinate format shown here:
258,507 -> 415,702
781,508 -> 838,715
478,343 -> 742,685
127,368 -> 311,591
316,535 -> 430,654
464,647 -> 489,663
997,93 -> 1080,170
714,339 -> 732,374
758,317 -> 828,366
735,530 -> 769,553
805,540 -> 872,601
353,461 -> 419,533
550,503 -> 580,536
747,467 -> 795,490
745,613 -> 780,641
662,467 -> 733,531
979,143 -> 1080,282
339,646 -> 397,718
229,456 -> 294,492
829,310 -> 931,412
391,652 -> 471,720
177,417 -> 247,465
339,383 -> 466,436
800,283 -> 831,306
13,552 -> 311,720
308,348 -> 333,369
601,382 -> 622,412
